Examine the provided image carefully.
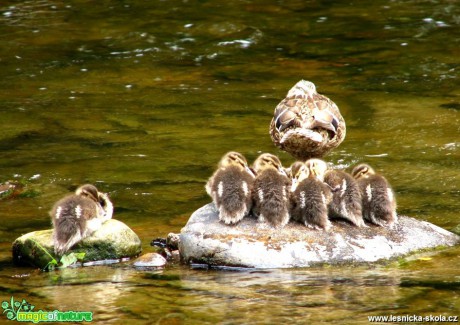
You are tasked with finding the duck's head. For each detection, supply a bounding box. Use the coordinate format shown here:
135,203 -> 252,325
218,152 -> 255,176
305,159 -> 328,182
75,184 -> 100,203
286,80 -> 317,98
290,162 -> 309,191
252,153 -> 286,176
351,163 -> 375,180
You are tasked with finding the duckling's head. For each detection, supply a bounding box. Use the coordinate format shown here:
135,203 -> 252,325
305,159 -> 328,181
290,163 -> 309,191
287,80 -> 317,98
75,184 -> 100,203
351,163 -> 375,180
287,161 -> 305,179
218,151 -> 255,176
218,151 -> 247,168
252,153 -> 286,176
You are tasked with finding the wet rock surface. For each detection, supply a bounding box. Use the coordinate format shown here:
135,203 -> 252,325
179,203 -> 460,269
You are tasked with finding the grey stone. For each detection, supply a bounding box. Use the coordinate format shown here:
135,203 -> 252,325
13,219 -> 142,269
179,203 -> 460,269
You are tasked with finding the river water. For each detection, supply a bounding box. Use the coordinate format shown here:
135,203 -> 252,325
0,0 -> 459,323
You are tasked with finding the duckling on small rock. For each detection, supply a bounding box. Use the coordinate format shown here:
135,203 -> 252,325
324,169 -> 365,227
351,163 -> 397,228
206,152 -> 255,225
269,80 -> 346,160
290,159 -> 332,231
50,184 -> 113,256
251,153 -> 291,227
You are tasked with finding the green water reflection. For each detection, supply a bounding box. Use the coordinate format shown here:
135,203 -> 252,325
0,0 -> 459,323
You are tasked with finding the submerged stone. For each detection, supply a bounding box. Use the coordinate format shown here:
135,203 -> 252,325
12,219 -> 142,269
179,203 -> 460,269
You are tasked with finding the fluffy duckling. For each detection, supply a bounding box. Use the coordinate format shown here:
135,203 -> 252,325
206,152 -> 255,225
269,80 -> 346,160
324,169 -> 365,227
50,184 -> 113,256
351,163 -> 397,228
290,159 -> 332,231
251,153 -> 291,227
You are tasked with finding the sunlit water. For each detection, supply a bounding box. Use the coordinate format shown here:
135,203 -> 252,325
0,0 -> 459,323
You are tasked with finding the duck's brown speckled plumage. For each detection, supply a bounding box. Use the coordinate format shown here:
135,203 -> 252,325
270,80 -> 346,160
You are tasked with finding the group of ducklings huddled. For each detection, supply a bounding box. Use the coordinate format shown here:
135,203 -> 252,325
205,79 -> 398,231
206,151 -> 397,230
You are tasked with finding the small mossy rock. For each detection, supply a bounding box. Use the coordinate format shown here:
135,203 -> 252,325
12,219 -> 142,269
179,203 -> 460,269
132,253 -> 167,268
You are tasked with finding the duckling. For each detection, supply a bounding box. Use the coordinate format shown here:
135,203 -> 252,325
324,169 -> 365,227
351,163 -> 397,228
50,184 -> 113,256
205,152 -> 255,225
290,159 -> 332,231
269,80 -> 346,160
251,153 -> 291,227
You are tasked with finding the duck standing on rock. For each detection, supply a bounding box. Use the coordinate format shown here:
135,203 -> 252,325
251,153 -> 291,227
270,80 -> 346,160
324,169 -> 366,227
351,163 -> 397,228
290,159 -> 332,231
50,184 -> 113,255
206,152 -> 255,225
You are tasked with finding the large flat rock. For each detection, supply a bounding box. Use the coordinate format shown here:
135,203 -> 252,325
13,219 -> 142,269
179,203 -> 460,269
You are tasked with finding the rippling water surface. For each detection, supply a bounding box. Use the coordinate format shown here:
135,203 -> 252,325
0,0 -> 459,323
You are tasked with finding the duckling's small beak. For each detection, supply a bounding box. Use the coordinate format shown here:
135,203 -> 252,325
246,166 -> 256,178
278,167 -> 288,177
290,178 -> 298,192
